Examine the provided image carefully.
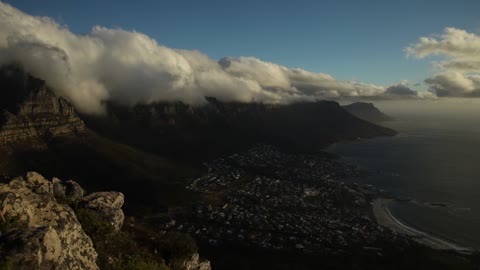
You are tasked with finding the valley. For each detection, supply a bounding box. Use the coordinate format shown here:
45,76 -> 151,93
0,68 -> 477,269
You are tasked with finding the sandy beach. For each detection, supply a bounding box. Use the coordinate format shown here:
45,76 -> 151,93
373,198 -> 473,253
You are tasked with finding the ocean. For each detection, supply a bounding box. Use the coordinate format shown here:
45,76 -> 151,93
328,104 -> 480,250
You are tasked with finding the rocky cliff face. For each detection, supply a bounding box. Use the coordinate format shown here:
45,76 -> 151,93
0,68 -> 85,146
81,191 -> 125,232
178,253 -> 211,270
0,172 -> 129,270
0,172 -> 99,270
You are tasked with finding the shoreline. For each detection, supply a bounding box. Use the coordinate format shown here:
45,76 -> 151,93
372,198 -> 474,253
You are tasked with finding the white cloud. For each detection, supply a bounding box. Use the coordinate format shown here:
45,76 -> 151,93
0,2 -> 419,114
384,82 -> 417,96
407,27 -> 480,97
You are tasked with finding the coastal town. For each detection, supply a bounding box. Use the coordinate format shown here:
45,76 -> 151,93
160,145 -> 412,256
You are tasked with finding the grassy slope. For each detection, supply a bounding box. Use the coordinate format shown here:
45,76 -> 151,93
0,129 -> 202,214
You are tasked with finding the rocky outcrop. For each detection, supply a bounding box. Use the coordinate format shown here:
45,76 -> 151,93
0,68 -> 85,146
0,172 -> 98,269
81,191 -> 125,231
179,253 -> 211,270
1,226 -> 66,269
52,177 -> 85,204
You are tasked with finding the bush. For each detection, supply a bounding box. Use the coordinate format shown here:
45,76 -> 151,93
0,215 -> 20,235
75,207 -> 115,241
110,255 -> 170,270
0,256 -> 13,270
75,207 -> 171,270
155,231 -> 198,261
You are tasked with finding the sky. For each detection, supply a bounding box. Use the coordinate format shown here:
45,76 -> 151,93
1,1 -> 480,114
5,0 -> 480,87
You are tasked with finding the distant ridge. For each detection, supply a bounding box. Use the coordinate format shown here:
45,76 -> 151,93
0,66 -> 396,157
342,102 -> 393,123
84,97 -> 397,157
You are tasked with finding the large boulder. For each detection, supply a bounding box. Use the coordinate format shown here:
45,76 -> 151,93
65,180 -> 85,202
1,226 -> 62,269
0,172 -> 98,270
81,191 -> 125,231
177,253 -> 211,270
24,171 -> 53,195
52,177 -> 85,204
52,178 -> 66,199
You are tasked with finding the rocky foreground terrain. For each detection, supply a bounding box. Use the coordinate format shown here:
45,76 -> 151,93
0,172 -> 210,270
0,172 -> 117,269
0,67 -> 396,161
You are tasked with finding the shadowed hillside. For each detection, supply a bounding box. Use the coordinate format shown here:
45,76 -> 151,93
342,102 -> 393,123
83,98 -> 397,160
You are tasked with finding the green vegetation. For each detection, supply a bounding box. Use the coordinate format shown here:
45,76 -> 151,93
0,130 -> 202,213
75,208 -> 115,241
0,215 -> 20,235
0,132 -> 204,269
155,232 -> 198,262
76,207 -> 171,270
0,215 -> 18,270
0,256 -> 13,270
76,208 -> 200,270
110,255 -> 170,270
54,194 -> 72,205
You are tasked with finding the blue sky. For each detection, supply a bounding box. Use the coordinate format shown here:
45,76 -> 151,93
5,0 -> 480,88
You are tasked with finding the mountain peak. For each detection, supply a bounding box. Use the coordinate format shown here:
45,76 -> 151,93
0,67 -> 85,146
342,102 -> 393,123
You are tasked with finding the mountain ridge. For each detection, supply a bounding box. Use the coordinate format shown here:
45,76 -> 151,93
83,97 -> 397,159
342,102 -> 393,123
0,68 -> 85,147
0,67 -> 397,209
0,67 -> 395,156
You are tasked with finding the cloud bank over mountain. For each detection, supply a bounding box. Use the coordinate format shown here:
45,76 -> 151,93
13,2 -> 480,113
0,2 -> 428,114
407,27 -> 480,97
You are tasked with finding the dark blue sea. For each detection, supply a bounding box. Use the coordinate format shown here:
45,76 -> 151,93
329,104 -> 480,249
